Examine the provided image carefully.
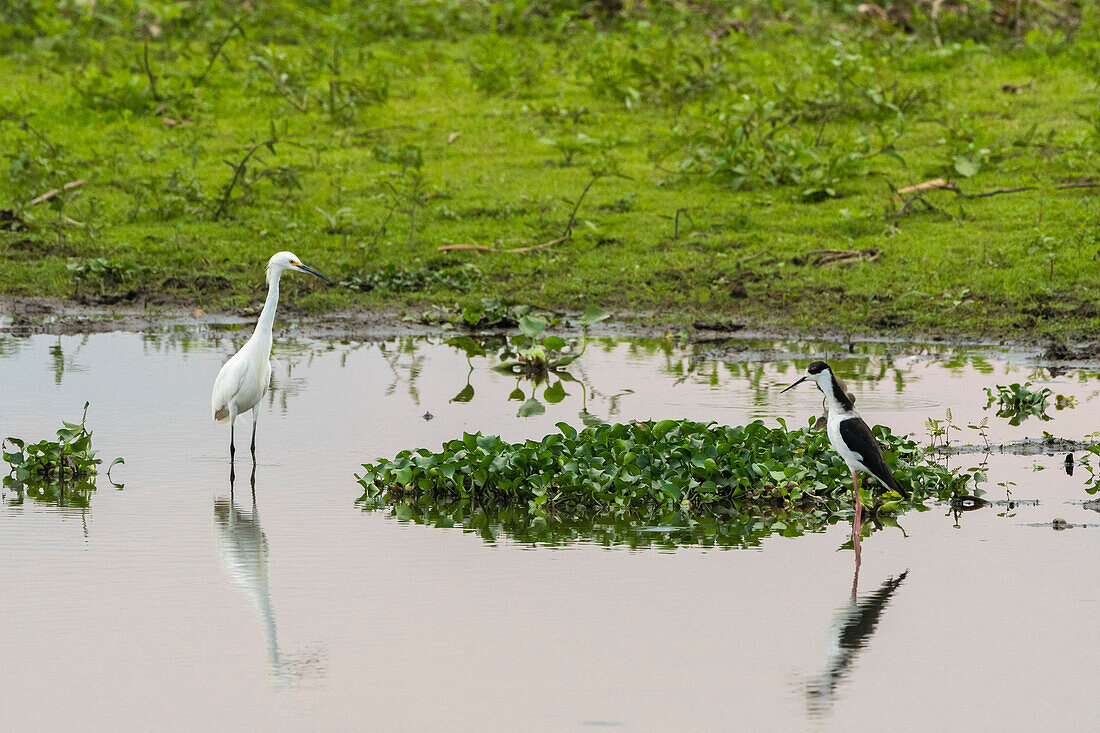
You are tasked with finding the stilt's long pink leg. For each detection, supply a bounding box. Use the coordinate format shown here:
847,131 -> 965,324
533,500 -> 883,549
851,533 -> 862,600
851,470 -> 863,564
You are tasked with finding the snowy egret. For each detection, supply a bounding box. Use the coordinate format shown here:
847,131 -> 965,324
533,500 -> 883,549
211,251 -> 330,463
781,360 -> 908,541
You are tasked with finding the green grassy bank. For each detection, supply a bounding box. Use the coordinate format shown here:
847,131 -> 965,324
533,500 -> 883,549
1,2 -> 1099,338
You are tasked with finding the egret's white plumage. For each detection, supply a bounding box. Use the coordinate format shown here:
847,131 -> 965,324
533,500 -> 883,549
212,251 -> 330,459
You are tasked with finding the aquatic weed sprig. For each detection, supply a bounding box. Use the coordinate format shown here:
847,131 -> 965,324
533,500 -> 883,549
983,382 -> 1053,425
356,418 -> 977,520
3,402 -> 124,507
1071,444 -> 1100,495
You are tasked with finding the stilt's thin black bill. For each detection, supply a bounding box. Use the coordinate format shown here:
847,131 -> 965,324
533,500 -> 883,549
781,376 -> 808,393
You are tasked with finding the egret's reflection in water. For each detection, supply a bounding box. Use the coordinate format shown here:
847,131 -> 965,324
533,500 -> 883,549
214,467 -> 287,682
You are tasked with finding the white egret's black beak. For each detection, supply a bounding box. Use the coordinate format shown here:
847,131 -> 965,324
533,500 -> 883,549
297,263 -> 332,283
780,375 -> 808,393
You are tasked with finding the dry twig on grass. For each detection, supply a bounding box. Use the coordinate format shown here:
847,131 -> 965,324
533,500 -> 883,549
27,179 -> 85,207
941,179 -> 1100,199
896,178 -> 952,196
893,177 -> 1100,203
438,237 -> 567,254
887,188 -> 956,221
797,248 -> 880,267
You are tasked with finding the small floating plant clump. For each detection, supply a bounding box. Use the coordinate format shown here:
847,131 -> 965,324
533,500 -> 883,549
494,306 -> 610,375
3,402 -> 123,508
983,382 -> 1056,426
446,305 -> 609,377
356,419 -> 979,525
1071,444 -> 1100,495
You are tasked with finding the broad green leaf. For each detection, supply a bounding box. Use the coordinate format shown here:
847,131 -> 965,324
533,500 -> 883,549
542,335 -> 569,352
577,306 -> 610,328
446,336 -> 485,358
953,155 -> 979,178
652,419 -> 678,440
518,315 -> 548,339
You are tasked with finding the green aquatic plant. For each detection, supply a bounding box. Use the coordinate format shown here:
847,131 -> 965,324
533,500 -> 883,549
356,418 -> 978,523
1074,445 -> 1100,495
925,408 -> 962,450
453,298 -> 537,329
68,256 -> 151,296
966,416 -> 991,451
983,382 -> 1054,426
364,495 -> 908,550
494,306 -> 610,374
3,402 -> 123,507
1054,394 -> 1077,410
446,307 -> 608,375
444,334 -> 589,418
340,263 -> 481,293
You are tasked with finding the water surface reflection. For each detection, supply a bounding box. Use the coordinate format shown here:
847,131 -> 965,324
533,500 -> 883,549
2,331 -> 1100,731
806,552 -> 910,718
214,469 -> 325,684
364,496 -> 916,550
214,469 -> 286,681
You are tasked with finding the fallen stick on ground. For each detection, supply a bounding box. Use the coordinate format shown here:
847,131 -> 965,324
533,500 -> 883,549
801,248 -> 880,266
27,179 -> 85,206
945,179 -> 1100,198
896,178 -> 951,195
893,177 -> 1100,202
438,236 -> 568,254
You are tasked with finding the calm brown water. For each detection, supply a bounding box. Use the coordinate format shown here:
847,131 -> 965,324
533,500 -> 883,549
2,332 -> 1098,731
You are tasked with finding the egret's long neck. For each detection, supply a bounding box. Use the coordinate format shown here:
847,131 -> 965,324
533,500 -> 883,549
821,372 -> 855,415
253,269 -> 281,349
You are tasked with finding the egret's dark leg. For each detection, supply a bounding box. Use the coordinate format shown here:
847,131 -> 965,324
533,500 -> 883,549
250,460 -> 256,498
250,410 -> 258,460
228,405 -> 239,481
229,419 -> 236,483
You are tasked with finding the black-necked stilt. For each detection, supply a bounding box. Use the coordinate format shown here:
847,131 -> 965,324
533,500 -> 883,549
782,360 -> 909,537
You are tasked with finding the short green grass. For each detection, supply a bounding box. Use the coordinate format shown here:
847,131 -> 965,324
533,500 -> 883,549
1,2 -> 1099,338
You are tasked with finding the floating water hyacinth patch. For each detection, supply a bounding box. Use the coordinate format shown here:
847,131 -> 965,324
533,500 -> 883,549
356,419 -> 979,528
983,382 -> 1054,426
365,495 -> 901,549
3,402 -> 124,508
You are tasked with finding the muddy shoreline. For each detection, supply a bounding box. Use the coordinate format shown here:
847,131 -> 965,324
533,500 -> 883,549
4,296 -> 1100,365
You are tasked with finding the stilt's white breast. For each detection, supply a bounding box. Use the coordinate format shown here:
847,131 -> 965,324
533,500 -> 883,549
826,411 -> 869,474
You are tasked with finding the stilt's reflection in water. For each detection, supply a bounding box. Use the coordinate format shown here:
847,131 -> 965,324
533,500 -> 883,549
214,465 -> 288,682
805,513 -> 909,718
